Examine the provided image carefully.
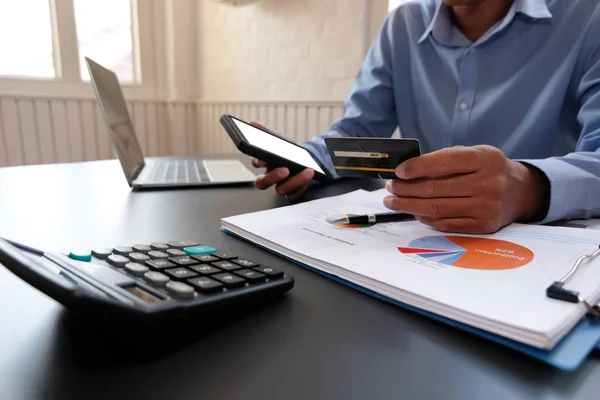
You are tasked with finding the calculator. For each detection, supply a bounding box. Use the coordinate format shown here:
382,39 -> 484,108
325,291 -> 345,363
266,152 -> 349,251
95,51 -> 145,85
0,237 -> 294,338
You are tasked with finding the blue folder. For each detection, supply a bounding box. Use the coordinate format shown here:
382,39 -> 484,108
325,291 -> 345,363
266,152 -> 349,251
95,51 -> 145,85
222,227 -> 600,371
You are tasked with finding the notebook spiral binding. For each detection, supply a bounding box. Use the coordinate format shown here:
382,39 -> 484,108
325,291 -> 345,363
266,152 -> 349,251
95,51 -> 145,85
546,245 -> 600,318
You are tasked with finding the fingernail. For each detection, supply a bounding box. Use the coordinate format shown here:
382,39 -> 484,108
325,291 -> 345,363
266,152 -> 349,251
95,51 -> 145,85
383,195 -> 394,208
385,180 -> 392,192
255,175 -> 265,188
277,169 -> 289,179
395,164 -> 405,179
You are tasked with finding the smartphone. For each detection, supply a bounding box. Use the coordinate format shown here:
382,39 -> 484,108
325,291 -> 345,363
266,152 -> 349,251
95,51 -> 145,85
220,114 -> 335,183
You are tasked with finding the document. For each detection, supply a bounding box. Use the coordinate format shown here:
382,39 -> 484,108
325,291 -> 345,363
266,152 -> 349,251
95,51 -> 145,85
222,189 -> 600,349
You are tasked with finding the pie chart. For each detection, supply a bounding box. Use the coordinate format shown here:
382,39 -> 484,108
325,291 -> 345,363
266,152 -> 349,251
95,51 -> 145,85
398,236 -> 534,270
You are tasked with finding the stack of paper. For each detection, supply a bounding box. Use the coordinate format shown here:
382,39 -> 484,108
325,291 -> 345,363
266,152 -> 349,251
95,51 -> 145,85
221,189 -> 600,350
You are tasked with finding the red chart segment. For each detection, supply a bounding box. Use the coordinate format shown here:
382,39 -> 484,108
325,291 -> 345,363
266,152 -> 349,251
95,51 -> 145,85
396,247 -> 451,255
398,236 -> 534,270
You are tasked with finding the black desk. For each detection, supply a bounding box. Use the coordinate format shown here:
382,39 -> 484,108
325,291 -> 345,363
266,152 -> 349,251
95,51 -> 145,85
0,158 -> 599,400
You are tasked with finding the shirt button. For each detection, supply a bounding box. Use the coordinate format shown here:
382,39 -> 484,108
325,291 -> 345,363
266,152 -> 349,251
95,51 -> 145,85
469,48 -> 476,54
460,103 -> 469,110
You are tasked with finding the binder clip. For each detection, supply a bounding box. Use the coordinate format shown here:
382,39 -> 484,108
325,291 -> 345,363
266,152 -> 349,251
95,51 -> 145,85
546,245 -> 600,318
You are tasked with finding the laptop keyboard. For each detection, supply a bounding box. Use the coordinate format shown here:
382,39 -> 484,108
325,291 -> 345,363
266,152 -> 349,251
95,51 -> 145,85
148,160 -> 211,184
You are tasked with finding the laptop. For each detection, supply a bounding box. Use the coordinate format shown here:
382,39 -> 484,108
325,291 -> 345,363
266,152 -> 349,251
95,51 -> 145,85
85,57 -> 256,189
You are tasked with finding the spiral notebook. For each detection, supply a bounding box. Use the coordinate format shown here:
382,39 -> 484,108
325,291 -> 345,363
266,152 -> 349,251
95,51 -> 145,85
221,189 -> 600,371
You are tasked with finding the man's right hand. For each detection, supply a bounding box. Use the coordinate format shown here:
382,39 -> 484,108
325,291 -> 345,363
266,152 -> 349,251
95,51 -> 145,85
250,122 -> 315,201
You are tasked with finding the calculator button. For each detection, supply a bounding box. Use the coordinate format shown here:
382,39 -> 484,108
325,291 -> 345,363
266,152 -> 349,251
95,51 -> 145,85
148,250 -> 169,259
212,273 -> 246,288
189,264 -> 221,275
144,271 -> 170,288
124,262 -> 149,277
69,250 -> 92,262
146,259 -> 176,270
164,267 -> 199,280
167,249 -> 187,257
168,240 -> 199,249
253,266 -> 284,279
187,277 -> 223,293
234,269 -> 266,283
113,246 -> 133,256
211,260 -> 240,271
107,254 -> 129,268
128,252 -> 150,262
132,244 -> 152,253
170,256 -> 199,266
183,245 -> 217,255
150,242 -> 169,251
212,251 -> 237,260
232,259 -> 259,268
191,254 -> 219,263
166,281 -> 196,299
91,249 -> 112,259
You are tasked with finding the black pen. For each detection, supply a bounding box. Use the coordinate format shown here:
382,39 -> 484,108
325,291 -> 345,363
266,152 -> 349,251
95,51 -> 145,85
332,212 -> 415,225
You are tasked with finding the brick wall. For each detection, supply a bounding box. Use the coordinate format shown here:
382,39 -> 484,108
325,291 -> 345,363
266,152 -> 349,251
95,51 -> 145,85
198,0 -> 370,102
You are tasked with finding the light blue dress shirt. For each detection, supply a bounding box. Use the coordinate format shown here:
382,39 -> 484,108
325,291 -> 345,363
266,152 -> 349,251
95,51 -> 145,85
301,0 -> 600,223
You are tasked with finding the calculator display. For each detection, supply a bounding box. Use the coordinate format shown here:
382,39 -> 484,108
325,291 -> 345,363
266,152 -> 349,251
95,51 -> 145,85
123,285 -> 162,304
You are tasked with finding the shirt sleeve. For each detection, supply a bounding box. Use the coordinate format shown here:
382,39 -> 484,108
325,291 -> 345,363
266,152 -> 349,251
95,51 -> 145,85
519,35 -> 600,223
301,15 -> 398,178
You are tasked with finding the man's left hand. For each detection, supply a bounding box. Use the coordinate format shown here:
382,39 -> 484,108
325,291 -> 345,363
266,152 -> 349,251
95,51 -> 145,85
384,145 -> 550,234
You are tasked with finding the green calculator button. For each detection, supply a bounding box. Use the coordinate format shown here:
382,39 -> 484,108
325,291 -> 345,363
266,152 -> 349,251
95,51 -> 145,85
183,245 -> 217,255
69,251 -> 92,262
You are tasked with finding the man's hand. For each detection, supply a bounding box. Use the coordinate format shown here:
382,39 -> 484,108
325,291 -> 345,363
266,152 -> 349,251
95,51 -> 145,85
250,122 -> 314,201
384,145 -> 550,234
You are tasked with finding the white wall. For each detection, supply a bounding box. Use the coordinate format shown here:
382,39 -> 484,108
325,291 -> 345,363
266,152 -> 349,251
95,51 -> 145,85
388,0 -> 412,11
198,0 -> 373,102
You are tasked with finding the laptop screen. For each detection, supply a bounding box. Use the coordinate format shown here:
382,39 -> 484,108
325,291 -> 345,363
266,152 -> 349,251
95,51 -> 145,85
86,57 -> 145,184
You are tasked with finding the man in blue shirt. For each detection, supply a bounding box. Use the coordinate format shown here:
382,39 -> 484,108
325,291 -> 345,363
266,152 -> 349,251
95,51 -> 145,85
252,0 -> 600,234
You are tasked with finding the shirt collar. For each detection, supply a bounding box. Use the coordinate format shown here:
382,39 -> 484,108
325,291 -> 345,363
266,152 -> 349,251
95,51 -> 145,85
418,0 -> 553,44
514,0 -> 553,19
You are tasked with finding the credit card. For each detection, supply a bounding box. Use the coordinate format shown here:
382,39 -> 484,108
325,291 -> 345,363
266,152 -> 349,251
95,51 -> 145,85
324,137 -> 421,179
